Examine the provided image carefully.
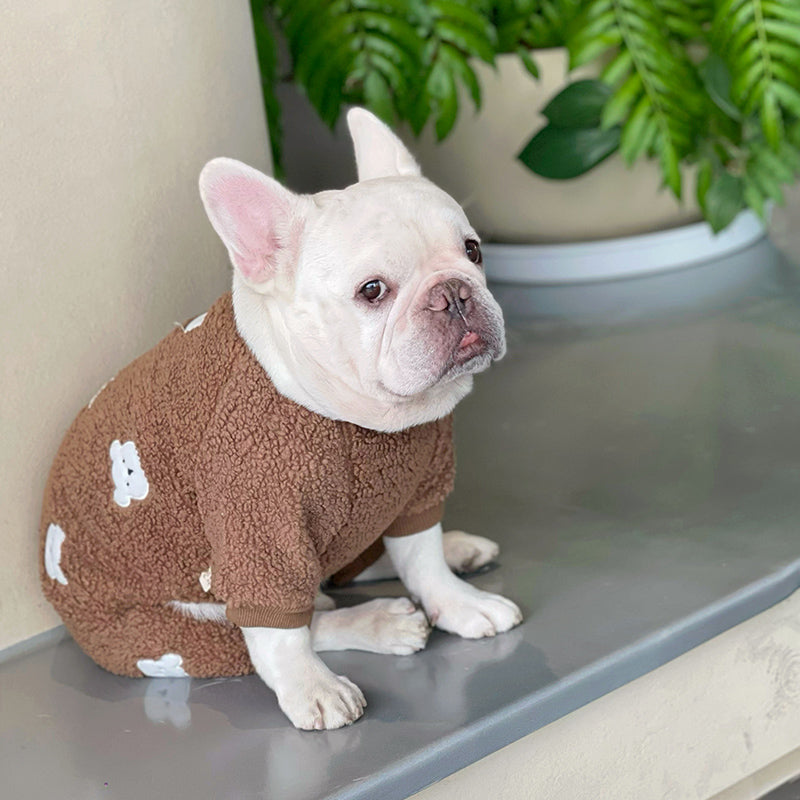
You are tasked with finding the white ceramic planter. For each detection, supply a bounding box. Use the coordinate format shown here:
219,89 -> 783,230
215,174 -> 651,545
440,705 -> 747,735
483,210 -> 765,285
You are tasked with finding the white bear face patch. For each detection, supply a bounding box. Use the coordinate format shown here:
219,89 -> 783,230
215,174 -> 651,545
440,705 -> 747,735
110,440 -> 149,508
137,653 -> 190,678
44,523 -> 68,585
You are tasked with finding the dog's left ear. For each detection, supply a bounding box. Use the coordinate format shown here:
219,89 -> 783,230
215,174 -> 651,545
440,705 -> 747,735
347,108 -> 421,182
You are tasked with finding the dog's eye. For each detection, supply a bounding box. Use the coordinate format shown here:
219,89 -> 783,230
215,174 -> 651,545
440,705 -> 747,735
359,279 -> 389,303
465,239 -> 482,265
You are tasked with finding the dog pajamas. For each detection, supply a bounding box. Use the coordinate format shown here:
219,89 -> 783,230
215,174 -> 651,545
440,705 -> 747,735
40,293 -> 454,677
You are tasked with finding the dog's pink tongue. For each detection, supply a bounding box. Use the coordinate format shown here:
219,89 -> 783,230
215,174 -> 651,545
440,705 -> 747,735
459,331 -> 480,348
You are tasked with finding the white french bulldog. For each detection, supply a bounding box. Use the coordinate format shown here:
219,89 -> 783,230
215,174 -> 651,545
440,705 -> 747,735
190,109 -> 521,729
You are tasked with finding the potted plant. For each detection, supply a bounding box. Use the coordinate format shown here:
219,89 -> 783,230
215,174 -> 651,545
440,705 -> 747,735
249,0 -> 800,277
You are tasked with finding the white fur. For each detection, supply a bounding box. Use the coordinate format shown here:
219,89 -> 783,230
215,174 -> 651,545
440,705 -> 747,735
168,601 -> 228,624
228,193 -> 490,432
200,112 -> 505,433
241,626 -> 367,730
384,524 -> 522,638
170,595 -> 428,655
441,530 -> 500,573
310,597 -> 429,655
347,107 -> 422,181
353,529 -> 500,581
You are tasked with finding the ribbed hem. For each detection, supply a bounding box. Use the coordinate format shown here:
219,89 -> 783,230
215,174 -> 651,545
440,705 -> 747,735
226,604 -> 313,629
383,503 -> 444,538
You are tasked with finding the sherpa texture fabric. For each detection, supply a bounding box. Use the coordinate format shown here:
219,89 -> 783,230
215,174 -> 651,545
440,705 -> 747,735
39,293 -> 454,678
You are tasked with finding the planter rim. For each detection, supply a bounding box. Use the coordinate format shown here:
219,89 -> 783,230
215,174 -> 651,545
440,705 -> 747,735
483,211 -> 765,285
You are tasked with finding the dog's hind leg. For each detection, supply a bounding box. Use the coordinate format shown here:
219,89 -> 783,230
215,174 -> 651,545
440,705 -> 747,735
351,530 -> 500,582
52,585 -> 252,678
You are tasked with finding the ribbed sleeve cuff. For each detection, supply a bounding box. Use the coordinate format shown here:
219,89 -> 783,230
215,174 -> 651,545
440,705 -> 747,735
226,604 -> 313,629
383,502 -> 444,538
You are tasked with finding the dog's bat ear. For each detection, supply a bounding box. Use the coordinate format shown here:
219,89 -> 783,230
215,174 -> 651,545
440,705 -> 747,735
347,108 -> 421,182
199,159 -> 303,285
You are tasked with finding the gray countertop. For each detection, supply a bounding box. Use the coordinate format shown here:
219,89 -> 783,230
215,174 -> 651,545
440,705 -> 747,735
3,237 -> 800,800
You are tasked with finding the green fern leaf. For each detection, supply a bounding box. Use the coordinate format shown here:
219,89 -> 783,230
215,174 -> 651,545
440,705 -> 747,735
358,11 -> 425,61
250,0 -> 283,175
435,19 -> 495,63
619,95 -> 658,164
517,47 -> 540,79
600,49 -> 634,86
747,154 -> 786,204
569,31 -> 624,69
753,141 -> 796,181
703,171 -> 745,232
424,60 -> 459,141
439,43 -> 482,107
358,31 -> 419,74
600,71 -> 643,128
713,0 -> 800,149
696,159 -> 713,208
363,69 -> 395,124
431,0 -> 496,43
742,178 -> 767,219
491,0 -> 582,51
779,140 -> 800,172
567,0 -> 703,197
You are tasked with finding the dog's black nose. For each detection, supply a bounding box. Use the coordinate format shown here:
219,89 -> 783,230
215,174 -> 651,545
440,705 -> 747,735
428,279 -> 472,319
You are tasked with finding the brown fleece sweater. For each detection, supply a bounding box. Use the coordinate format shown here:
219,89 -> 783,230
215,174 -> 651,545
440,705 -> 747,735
40,293 -> 454,675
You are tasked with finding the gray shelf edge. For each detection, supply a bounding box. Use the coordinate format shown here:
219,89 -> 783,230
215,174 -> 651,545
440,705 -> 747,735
0,624 -> 67,666
329,559 -> 800,800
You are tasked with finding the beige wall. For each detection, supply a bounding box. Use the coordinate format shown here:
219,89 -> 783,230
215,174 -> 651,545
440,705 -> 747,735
0,1 -> 271,651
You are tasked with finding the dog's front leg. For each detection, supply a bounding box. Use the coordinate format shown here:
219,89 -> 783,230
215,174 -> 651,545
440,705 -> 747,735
311,597 -> 430,654
241,626 -> 366,730
384,523 -> 522,638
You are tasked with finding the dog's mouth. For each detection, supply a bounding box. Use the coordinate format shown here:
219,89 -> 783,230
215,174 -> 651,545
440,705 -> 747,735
438,326 -> 501,383
453,330 -> 487,366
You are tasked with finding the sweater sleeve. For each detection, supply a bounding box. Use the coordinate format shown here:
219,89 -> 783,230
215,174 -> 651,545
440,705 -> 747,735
383,413 -> 456,538
327,414 -> 457,587
195,379 -> 322,629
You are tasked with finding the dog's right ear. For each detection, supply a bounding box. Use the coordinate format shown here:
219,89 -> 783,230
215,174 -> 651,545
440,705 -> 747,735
199,158 -> 302,285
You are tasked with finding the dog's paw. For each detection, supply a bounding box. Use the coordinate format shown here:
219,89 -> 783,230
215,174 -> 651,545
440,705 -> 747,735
313,597 -> 430,655
276,662 -> 366,731
352,597 -> 431,655
442,530 -> 499,574
425,583 -> 522,639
